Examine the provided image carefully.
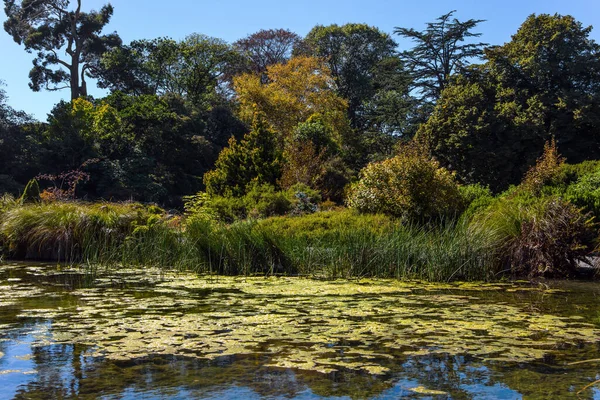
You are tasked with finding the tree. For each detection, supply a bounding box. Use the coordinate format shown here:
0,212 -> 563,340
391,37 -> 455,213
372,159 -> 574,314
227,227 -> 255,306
233,29 -> 302,81
204,112 -> 282,197
395,10 -> 486,102
233,56 -> 349,144
98,34 -> 240,107
97,37 -> 180,96
303,24 -> 401,129
0,81 -> 41,193
419,14 -> 600,191
3,0 -> 121,100
485,13 -> 600,162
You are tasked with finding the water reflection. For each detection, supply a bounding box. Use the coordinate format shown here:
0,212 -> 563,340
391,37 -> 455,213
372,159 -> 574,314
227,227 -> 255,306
0,262 -> 599,399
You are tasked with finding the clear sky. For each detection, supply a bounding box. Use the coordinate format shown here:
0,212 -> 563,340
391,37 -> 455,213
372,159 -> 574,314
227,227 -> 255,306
1,0 -> 599,120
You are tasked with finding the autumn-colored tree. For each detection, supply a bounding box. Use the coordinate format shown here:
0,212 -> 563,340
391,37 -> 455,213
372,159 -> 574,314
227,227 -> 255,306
233,56 -> 349,144
280,141 -> 327,190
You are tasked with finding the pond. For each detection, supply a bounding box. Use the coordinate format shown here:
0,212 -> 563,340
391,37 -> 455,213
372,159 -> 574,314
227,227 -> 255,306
0,262 -> 599,399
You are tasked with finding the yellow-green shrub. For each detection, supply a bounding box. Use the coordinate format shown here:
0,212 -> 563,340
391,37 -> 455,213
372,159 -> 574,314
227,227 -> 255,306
346,142 -> 463,221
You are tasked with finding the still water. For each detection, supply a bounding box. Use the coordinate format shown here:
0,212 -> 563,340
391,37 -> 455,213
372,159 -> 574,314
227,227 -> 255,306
0,262 -> 599,399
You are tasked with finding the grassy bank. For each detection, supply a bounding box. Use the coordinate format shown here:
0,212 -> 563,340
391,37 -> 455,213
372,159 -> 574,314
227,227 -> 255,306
1,167 -> 598,282
0,200 -> 499,281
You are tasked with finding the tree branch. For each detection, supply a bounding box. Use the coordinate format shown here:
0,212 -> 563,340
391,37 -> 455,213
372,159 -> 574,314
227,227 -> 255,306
50,49 -> 72,69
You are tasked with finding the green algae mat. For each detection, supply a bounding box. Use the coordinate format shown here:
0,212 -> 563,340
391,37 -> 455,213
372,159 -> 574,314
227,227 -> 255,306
0,262 -> 599,399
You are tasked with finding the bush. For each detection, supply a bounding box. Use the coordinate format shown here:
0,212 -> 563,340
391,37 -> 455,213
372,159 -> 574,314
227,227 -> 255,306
185,183 -> 323,223
520,139 -> 564,194
469,195 -> 596,278
564,167 -> 600,218
459,184 -> 494,219
507,198 -> 596,278
244,184 -> 292,219
346,141 -> 463,221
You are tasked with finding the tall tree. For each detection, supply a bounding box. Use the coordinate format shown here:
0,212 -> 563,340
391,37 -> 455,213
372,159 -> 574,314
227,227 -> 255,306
0,81 -> 40,193
302,23 -> 400,129
97,34 -> 239,107
3,0 -> 121,100
419,14 -> 600,191
233,56 -> 349,144
233,28 -> 302,81
204,112 -> 282,197
395,10 -> 486,102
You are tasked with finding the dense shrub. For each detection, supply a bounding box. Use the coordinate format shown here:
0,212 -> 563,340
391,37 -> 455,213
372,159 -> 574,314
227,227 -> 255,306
521,139 -> 564,195
346,142 -> 463,221
459,184 -> 494,219
508,198 -> 596,277
564,168 -> 600,218
469,195 -> 596,278
184,184 -> 322,223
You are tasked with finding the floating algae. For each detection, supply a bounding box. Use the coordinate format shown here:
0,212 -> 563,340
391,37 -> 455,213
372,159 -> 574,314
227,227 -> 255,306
1,262 -> 600,398
1,263 -> 598,375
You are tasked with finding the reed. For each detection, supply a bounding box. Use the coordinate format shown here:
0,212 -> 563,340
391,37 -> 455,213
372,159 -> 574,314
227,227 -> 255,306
0,202 -> 556,281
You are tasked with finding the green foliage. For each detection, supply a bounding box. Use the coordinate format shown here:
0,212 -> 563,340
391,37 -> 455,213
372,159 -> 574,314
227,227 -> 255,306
19,179 -> 40,204
420,14 -> 600,192
256,210 -> 395,241
302,23 -> 413,164
347,142 -> 463,221
395,10 -> 486,102
459,184 -> 494,219
185,183 -> 321,223
302,23 -> 402,130
204,112 -> 282,197
0,201 -> 163,261
564,168 -> 600,218
3,0 -> 121,100
98,34 -> 240,107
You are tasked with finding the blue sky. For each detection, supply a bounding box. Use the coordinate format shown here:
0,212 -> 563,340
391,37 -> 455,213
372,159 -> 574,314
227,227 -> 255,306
1,0 -> 599,120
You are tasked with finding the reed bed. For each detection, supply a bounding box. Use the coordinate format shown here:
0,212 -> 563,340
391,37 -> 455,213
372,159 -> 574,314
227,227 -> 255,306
0,203 -> 502,281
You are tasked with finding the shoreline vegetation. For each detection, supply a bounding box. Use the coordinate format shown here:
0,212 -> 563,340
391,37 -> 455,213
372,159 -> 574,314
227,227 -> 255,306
1,150 -> 599,282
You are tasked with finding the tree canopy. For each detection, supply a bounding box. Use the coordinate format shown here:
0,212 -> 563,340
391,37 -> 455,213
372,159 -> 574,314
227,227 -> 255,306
419,13 -> 600,191
395,10 -> 486,103
233,56 -> 349,143
302,23 -> 401,129
97,34 -> 240,107
3,0 -> 121,100
233,28 -> 302,81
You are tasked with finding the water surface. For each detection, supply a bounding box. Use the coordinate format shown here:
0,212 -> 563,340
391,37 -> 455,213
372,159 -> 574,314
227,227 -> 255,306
0,262 -> 599,399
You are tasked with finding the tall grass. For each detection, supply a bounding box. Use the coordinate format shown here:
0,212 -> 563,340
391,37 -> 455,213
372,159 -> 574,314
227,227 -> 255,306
0,202 -> 150,263
12,200 -> 593,280
0,203 -> 501,281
